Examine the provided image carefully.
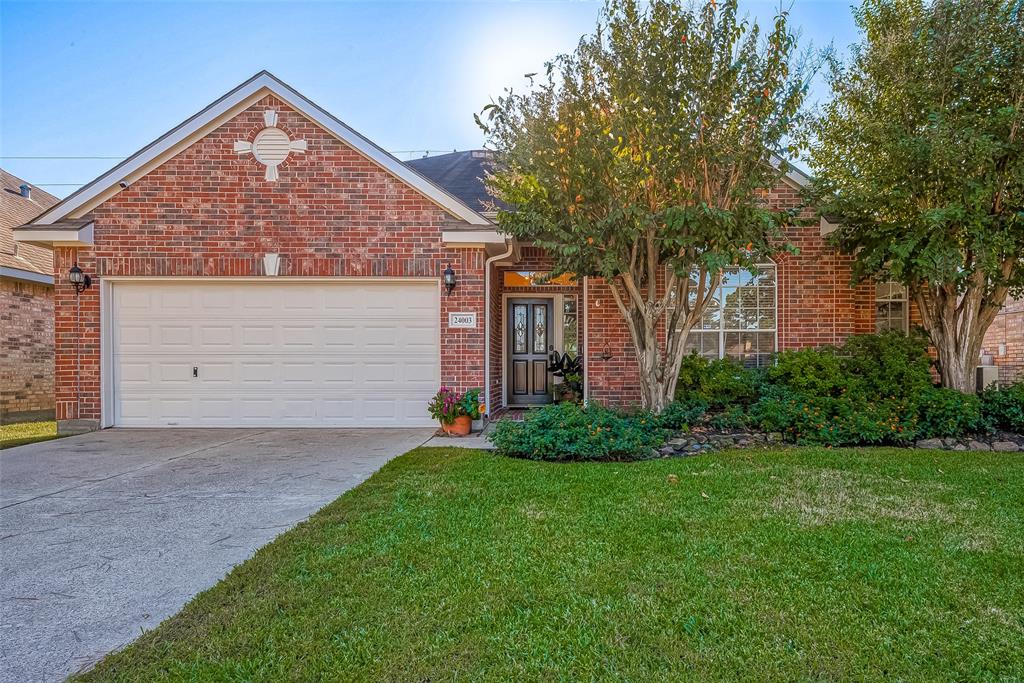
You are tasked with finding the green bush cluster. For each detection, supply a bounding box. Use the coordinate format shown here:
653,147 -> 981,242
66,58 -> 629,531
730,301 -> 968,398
671,332 -> 1023,446
980,383 -> 1024,433
490,402 -> 666,461
494,335 -> 1024,459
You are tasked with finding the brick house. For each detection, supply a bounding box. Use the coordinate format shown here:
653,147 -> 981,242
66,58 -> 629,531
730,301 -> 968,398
2,170 -> 59,424
12,72 -> 980,434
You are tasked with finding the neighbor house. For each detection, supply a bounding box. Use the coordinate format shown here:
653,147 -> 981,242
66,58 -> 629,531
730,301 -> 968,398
13,72 -> 929,434
982,297 -> 1023,386
1,170 -> 59,424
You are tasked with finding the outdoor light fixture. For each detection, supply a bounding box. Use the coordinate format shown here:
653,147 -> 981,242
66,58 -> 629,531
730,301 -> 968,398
68,264 -> 91,294
443,263 -> 456,296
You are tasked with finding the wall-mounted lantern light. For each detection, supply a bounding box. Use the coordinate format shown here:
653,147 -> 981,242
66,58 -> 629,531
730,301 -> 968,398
443,263 -> 457,296
263,252 -> 281,277
68,264 -> 91,294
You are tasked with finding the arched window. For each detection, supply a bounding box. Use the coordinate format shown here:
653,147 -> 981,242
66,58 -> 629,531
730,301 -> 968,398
682,264 -> 777,368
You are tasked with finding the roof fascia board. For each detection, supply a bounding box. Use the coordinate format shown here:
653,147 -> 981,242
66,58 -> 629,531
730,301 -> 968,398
442,229 -> 506,246
0,266 -> 54,285
31,72 -> 490,227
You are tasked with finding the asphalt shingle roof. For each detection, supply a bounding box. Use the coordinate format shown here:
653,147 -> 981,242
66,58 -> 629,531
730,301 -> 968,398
0,169 -> 59,278
405,150 -> 506,214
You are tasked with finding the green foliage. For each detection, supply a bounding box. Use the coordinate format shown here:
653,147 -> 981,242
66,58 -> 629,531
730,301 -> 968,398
489,403 -> 666,461
750,388 -> 917,446
840,331 -> 934,401
708,405 -> 750,431
980,383 -> 1024,433
654,398 -> 709,431
427,387 -> 482,423
915,388 -> 986,439
767,332 -> 933,401
768,347 -> 846,397
808,0 -> 1024,391
675,354 -> 763,407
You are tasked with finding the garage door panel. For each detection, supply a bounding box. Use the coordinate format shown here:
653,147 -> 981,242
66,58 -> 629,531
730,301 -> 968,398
112,281 -> 440,427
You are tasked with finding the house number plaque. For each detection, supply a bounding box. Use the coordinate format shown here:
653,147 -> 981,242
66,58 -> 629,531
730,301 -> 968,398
449,312 -> 477,328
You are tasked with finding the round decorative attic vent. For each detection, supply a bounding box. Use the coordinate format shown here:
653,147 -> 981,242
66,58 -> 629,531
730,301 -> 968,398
233,109 -> 307,181
252,128 -> 292,167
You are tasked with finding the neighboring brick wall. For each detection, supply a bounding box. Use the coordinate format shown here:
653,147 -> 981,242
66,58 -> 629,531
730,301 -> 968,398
53,95 -> 485,425
981,298 -> 1024,386
1,278 -> 54,423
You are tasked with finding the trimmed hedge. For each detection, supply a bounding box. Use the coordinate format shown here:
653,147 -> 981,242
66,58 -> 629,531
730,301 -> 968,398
490,403 -> 666,461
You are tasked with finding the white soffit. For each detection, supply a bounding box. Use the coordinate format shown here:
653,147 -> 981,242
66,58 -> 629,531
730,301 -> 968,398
13,222 -> 95,247
29,71 -> 491,227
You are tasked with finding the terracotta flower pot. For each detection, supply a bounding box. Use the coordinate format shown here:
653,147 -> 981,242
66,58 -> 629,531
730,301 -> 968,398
442,415 -> 472,436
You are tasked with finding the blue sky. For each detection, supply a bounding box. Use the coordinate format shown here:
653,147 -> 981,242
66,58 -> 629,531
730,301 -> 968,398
1,1 -> 860,198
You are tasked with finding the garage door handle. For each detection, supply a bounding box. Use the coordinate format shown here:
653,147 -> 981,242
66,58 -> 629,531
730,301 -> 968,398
193,366 -> 198,378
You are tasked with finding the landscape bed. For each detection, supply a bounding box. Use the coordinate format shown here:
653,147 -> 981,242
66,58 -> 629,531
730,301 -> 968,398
77,446 -> 1023,682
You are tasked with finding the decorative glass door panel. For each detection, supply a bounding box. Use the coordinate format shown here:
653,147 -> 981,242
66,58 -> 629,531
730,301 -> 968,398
507,298 -> 553,405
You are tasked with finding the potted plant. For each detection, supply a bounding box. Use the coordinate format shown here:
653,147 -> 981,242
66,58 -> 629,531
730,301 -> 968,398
427,387 -> 482,436
548,353 -> 583,403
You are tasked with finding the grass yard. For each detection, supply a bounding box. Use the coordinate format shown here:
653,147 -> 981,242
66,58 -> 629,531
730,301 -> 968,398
78,447 -> 1023,682
0,420 -> 58,449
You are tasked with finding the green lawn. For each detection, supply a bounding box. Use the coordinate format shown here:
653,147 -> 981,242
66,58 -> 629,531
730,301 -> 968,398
0,420 -> 58,449
79,447 -> 1023,682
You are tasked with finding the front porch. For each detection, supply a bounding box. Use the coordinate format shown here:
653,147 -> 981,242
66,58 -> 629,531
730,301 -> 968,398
487,246 -> 584,415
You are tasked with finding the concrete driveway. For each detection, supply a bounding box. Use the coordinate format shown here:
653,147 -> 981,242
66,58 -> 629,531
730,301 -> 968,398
0,427 -> 431,682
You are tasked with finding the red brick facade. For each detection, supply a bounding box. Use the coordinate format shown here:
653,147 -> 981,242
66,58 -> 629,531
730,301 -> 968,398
982,298 -> 1024,386
52,95 -> 486,428
1,278 -> 54,423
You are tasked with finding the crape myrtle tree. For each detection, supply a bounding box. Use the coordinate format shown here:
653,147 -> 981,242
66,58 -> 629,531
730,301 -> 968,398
478,0 -> 810,412
809,0 -> 1024,393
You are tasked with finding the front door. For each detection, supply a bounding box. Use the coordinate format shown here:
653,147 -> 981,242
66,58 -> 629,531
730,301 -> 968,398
507,298 -> 554,405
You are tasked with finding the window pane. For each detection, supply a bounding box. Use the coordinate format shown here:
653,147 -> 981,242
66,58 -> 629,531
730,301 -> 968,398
533,305 -> 547,353
562,296 -> 578,356
513,305 -> 528,353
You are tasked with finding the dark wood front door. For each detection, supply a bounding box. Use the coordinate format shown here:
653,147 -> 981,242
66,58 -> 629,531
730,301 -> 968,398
507,298 -> 553,405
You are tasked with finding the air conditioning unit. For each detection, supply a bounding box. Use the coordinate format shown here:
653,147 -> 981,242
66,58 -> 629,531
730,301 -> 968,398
976,365 -> 1000,392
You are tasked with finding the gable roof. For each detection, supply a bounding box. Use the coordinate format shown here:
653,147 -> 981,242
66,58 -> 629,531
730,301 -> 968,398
0,169 -> 59,281
405,150 -> 508,214
26,71 -> 491,228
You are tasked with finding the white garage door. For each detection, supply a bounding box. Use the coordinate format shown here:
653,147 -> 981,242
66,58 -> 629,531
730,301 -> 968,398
110,281 -> 440,427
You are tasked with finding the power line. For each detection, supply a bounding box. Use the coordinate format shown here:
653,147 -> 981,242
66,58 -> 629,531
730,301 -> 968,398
0,156 -> 127,160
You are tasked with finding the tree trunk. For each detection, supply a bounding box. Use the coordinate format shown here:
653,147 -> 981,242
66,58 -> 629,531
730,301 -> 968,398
606,272 -> 708,414
912,272 -> 1008,395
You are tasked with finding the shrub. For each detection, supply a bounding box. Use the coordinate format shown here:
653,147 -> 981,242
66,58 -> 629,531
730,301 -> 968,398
979,382 -> 1024,433
708,405 -> 750,430
490,403 -> 666,461
750,387 -> 917,446
676,354 -> 762,407
655,398 -> 708,431
841,331 -> 933,401
914,387 -> 986,439
767,347 -> 846,397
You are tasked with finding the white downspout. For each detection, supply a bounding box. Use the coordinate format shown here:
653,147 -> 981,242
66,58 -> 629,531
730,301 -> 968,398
483,239 -> 515,418
582,276 -> 589,406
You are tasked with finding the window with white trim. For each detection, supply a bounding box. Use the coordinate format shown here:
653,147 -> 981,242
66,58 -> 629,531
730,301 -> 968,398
875,281 -> 908,333
681,264 -> 777,368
